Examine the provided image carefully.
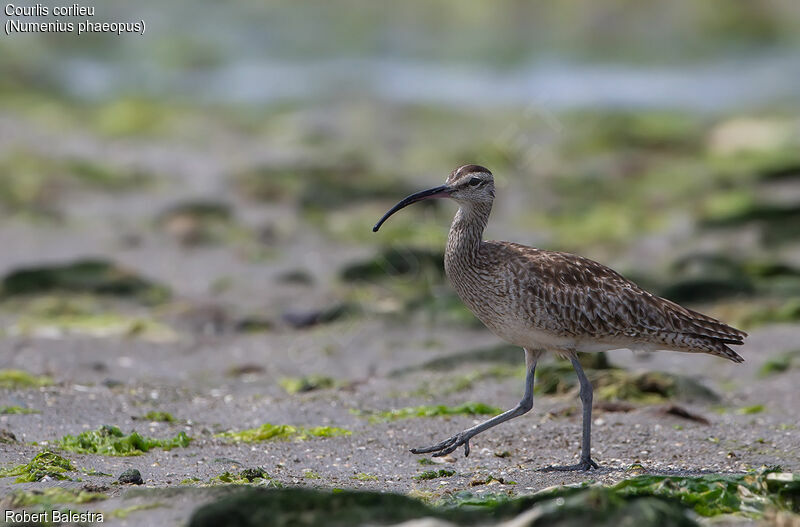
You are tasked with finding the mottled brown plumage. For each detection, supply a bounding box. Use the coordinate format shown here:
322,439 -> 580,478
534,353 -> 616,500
373,164 -> 746,470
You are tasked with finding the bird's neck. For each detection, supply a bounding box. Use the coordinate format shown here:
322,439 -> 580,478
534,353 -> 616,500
446,201 -> 491,261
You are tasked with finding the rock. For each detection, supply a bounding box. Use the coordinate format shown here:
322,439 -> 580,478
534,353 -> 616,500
655,404 -> 710,425
118,468 -> 143,485
82,483 -> 109,493
281,303 -> 357,329
0,259 -> 170,304
103,378 -> 124,388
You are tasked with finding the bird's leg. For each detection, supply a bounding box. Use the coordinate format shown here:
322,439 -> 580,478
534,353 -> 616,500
543,354 -> 599,471
410,349 -> 539,458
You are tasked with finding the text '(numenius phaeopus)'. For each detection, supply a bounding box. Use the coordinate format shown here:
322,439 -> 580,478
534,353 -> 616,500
4,4 -> 145,35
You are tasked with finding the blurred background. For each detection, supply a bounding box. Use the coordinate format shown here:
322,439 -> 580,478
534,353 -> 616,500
2,1 -> 800,514
2,0 -> 799,343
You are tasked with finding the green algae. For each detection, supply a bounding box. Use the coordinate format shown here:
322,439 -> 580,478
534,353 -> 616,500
0,451 -> 75,483
356,402 -> 502,423
0,405 -> 40,414
610,471 -> 800,517
759,350 -> 800,377
353,472 -> 378,481
738,299 -> 800,327
10,311 -> 175,340
279,375 -> 339,394
470,474 -> 516,486
3,487 -> 107,507
0,150 -> 151,216
737,404 -> 765,415
211,467 -> 272,485
415,469 -> 455,481
142,411 -> 176,422
56,425 -> 192,456
442,470 -> 800,520
105,502 -> 164,519
216,423 -> 351,443
0,369 -> 53,389
0,293 -> 175,340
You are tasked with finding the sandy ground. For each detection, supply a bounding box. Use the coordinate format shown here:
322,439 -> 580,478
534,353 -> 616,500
1,116 -> 799,526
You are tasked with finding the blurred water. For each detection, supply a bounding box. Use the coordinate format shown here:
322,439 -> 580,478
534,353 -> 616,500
53,52 -> 800,111
2,0 -> 799,111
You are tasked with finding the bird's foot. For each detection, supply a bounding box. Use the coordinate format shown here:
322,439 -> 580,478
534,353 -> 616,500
541,458 -> 599,472
410,431 -> 472,457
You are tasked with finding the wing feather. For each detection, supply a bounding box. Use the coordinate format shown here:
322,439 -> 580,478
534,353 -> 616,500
490,242 -> 746,359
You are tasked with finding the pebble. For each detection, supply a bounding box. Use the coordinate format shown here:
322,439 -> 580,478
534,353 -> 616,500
118,468 -> 144,485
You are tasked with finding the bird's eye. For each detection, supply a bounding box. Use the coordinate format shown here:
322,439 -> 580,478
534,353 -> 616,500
467,177 -> 482,187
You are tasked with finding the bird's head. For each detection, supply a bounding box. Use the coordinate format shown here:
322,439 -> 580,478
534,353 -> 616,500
373,164 -> 494,232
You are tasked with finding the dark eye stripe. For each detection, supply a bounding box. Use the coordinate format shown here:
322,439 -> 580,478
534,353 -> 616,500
467,177 -> 482,187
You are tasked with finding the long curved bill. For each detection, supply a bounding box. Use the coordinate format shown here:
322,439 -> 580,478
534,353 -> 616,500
373,185 -> 450,232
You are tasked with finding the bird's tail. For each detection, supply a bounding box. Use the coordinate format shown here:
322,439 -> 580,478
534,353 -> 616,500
659,300 -> 747,363
676,307 -> 746,363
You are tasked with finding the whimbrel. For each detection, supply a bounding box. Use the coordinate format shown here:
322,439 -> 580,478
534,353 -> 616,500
373,164 -> 746,471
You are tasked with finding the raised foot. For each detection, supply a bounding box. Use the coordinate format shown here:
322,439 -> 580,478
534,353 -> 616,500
541,458 -> 599,472
410,431 -> 472,457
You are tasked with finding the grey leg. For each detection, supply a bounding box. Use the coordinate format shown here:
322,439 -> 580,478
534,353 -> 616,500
543,354 -> 599,471
411,349 -> 539,458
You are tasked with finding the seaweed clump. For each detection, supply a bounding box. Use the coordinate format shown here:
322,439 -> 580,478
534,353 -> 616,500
0,259 -> 170,304
56,425 -> 192,456
0,451 -> 75,483
0,369 -> 53,389
216,423 -> 351,443
356,402 -> 502,423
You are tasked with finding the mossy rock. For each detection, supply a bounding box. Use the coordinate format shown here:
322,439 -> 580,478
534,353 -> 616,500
188,487 -> 444,527
758,162 -> 800,182
659,277 -> 754,303
0,259 -> 170,304
188,485 -> 697,527
341,247 -> 444,283
390,344 -> 523,376
702,203 -> 800,247
535,363 -> 718,403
